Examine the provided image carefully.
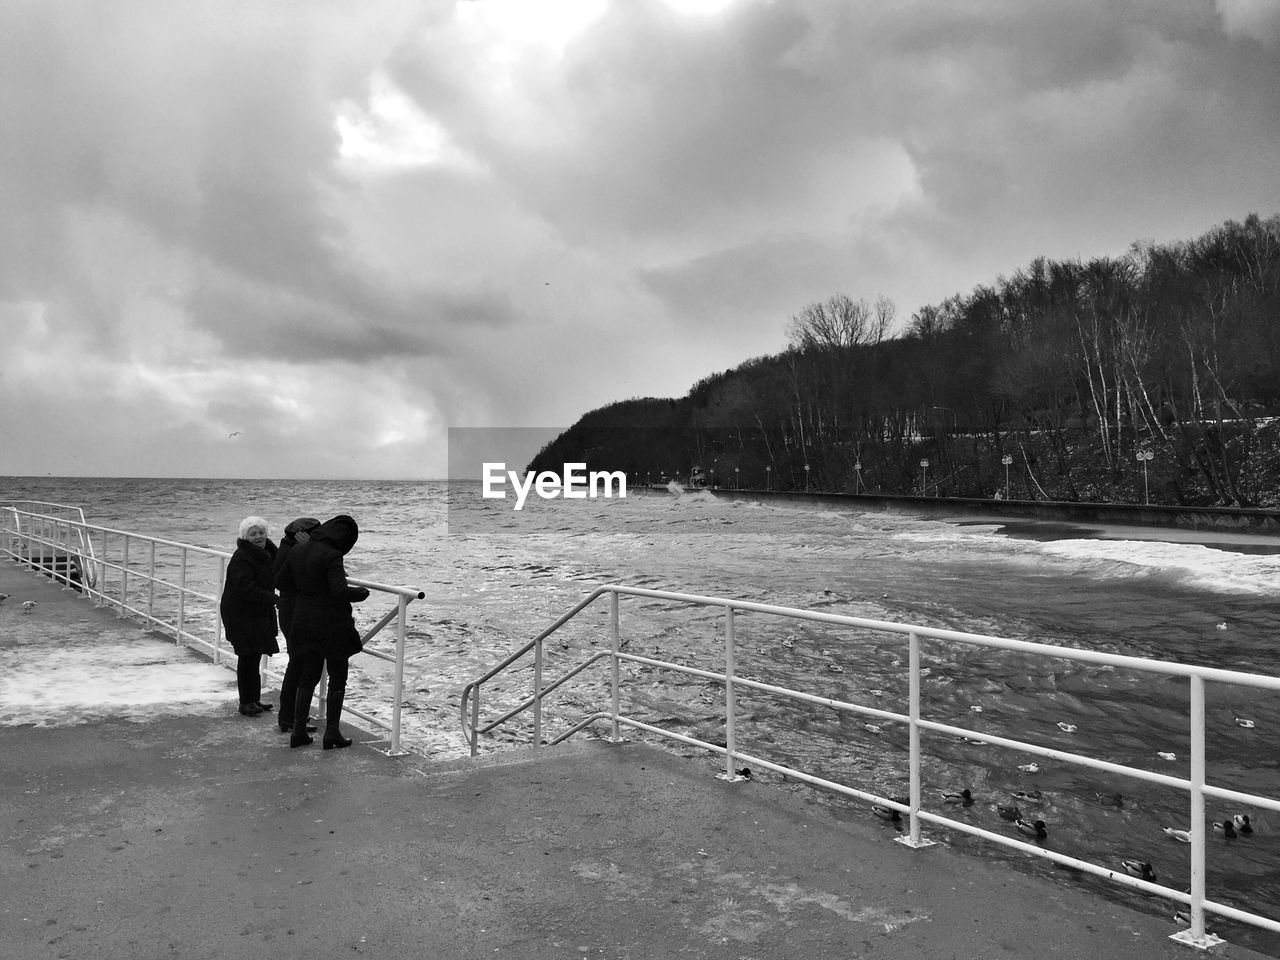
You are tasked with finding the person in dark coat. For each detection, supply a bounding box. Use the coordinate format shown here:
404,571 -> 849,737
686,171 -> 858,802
272,516 -> 321,734
274,514 -> 370,749
219,516 -> 280,716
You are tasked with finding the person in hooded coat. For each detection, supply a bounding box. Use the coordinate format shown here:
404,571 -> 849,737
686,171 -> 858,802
219,516 -> 280,716
272,516 -> 321,734
274,514 -> 370,749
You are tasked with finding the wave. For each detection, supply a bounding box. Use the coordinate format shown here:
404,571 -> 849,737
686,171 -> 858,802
1033,538 -> 1280,596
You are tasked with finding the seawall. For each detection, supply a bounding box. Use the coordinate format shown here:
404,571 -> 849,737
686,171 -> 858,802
670,487 -> 1280,535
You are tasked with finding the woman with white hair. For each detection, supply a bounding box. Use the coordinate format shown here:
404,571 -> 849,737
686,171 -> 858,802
218,516 -> 281,716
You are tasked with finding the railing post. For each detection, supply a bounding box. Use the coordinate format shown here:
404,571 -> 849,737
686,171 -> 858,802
95,529 -> 108,607
898,630 -> 936,849
147,540 -> 157,625
176,546 -> 189,643
120,535 -> 131,611
533,635 -> 544,748
58,519 -> 73,589
117,534 -> 130,617
609,590 -> 622,742
469,684 -> 481,757
389,594 -> 408,755
718,606 -> 745,781
1172,674 -> 1223,949
213,559 -> 225,665
318,662 -> 329,723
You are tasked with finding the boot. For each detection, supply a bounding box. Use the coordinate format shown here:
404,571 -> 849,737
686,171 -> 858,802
290,685 -> 315,748
322,688 -> 352,750
277,657 -> 300,730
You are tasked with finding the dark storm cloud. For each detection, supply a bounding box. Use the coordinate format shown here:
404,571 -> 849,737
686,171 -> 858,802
2,0 -> 1277,479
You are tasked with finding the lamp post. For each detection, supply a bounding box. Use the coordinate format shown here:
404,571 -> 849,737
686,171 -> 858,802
854,461 -> 862,494
1001,454 -> 1013,500
804,463 -> 811,491
919,459 -> 929,495
734,467 -> 739,490
765,465 -> 771,491
1137,448 -> 1153,504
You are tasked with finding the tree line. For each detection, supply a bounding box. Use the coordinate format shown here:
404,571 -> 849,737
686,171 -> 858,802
530,214 -> 1280,507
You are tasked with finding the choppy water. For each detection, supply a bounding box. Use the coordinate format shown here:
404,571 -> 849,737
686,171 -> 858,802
5,476 -> 1280,951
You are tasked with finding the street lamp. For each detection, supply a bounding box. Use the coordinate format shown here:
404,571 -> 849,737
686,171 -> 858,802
734,467 -> 739,490
804,463 -> 811,491
1001,454 -> 1013,500
765,465 -> 771,491
1137,448 -> 1154,505
854,461 -> 862,494
919,458 -> 929,495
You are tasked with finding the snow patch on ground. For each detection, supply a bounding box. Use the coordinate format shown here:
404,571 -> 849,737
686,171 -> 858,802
0,636 -> 237,727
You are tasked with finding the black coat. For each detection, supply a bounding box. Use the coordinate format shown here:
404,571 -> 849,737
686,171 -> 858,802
273,515 -> 369,660
219,538 -> 280,656
272,518 -> 320,644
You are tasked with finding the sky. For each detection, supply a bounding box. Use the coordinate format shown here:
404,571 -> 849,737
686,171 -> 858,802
2,0 -> 1279,481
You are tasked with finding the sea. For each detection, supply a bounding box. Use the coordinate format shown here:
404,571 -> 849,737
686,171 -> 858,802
5,475 -> 1280,951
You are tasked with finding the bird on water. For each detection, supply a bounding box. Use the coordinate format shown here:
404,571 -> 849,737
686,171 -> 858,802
1015,819 -> 1048,840
1121,860 -> 1157,882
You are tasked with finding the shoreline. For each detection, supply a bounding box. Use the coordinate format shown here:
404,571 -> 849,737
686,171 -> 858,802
659,486 -> 1280,540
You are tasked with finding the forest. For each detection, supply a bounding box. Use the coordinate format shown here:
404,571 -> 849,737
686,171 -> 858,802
529,214 -> 1280,508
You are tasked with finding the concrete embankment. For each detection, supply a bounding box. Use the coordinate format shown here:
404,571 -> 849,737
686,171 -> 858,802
1,560 -> 1274,959
678,487 -> 1280,536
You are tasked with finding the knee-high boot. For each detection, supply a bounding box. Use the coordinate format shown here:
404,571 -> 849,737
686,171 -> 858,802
322,685 -> 352,750
279,657 -> 315,734
290,680 -> 316,748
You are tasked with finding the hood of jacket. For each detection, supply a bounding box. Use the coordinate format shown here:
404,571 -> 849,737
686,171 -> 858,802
311,514 -> 359,555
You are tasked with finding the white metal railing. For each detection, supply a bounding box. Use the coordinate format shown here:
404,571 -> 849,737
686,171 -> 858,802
2,500 -> 99,589
461,584 -> 1280,952
2,505 -> 424,755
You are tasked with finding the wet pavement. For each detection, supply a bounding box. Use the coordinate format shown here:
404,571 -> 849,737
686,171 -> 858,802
0,558 -> 1271,960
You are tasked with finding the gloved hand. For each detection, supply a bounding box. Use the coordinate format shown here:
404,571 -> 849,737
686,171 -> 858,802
347,586 -> 371,603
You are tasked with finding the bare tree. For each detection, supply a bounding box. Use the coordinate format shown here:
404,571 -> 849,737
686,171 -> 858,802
787,294 -> 894,351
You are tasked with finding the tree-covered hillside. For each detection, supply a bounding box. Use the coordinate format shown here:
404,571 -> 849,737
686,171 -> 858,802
530,214 -> 1280,507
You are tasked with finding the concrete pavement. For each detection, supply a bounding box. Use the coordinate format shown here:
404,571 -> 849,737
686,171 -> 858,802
1,558 -> 1274,960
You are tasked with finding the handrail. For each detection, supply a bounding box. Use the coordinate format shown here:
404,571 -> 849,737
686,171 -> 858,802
461,583 -> 1280,951
2,500 -> 99,589
2,505 -> 424,756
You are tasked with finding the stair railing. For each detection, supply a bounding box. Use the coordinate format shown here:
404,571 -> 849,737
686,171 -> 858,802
461,583 -> 1280,952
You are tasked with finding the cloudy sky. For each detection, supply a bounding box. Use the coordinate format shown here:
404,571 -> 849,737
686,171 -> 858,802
2,0 -> 1278,480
